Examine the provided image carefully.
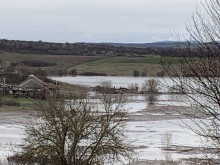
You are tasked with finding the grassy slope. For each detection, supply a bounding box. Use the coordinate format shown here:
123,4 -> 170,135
0,52 -> 182,76
75,56 -> 181,76
0,52 -> 104,71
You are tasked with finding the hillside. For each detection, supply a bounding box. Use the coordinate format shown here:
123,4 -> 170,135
0,39 -> 182,57
103,41 -> 186,48
0,39 -> 199,78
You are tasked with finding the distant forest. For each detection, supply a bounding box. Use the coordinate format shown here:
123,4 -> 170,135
0,39 -> 184,57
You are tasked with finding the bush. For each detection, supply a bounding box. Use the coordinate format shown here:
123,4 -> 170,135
161,131 -> 173,148
68,68 -> 77,76
80,72 -> 107,76
156,70 -> 165,77
142,78 -> 159,93
94,80 -> 115,94
127,83 -> 139,91
12,60 -> 57,67
141,71 -> 147,77
133,70 -> 140,77
146,94 -> 157,106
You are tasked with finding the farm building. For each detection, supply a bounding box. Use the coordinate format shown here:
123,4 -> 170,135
17,75 -> 59,98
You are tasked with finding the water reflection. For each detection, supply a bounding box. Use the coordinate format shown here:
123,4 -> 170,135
143,94 -> 158,107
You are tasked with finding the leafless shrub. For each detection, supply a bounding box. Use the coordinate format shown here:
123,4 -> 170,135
99,80 -> 112,88
142,78 -> 159,93
160,152 -> 179,165
161,131 -> 173,148
165,0 -> 220,162
168,84 -> 189,94
133,70 -> 140,77
146,94 -> 158,106
9,92 -> 132,165
157,70 -> 165,77
95,80 -> 115,94
128,83 -> 139,91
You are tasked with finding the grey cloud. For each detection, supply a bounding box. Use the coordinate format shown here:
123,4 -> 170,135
0,0 -> 200,42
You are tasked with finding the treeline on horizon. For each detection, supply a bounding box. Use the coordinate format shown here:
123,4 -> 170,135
0,39 -> 189,57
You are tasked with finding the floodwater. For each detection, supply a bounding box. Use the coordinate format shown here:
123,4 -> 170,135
50,76 -> 176,93
0,124 -> 24,159
126,119 -> 202,160
0,76 -> 206,163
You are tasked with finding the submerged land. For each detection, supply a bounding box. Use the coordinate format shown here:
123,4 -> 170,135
0,39 -> 210,164
0,95 -> 211,165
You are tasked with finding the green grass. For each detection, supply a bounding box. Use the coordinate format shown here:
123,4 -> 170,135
82,56 -> 156,65
0,94 -> 39,110
75,56 -> 181,76
0,52 -> 184,76
0,52 -> 104,74
80,56 -> 182,65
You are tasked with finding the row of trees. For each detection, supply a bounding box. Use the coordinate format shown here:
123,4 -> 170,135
0,39 -> 165,56
133,70 -> 165,77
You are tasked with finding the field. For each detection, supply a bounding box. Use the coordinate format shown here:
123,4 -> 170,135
0,53 -> 182,76
0,94 -> 39,111
0,52 -> 103,74
0,87 -> 206,164
75,56 -> 181,76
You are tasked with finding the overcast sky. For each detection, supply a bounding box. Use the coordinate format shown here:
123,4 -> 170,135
0,0 -> 202,43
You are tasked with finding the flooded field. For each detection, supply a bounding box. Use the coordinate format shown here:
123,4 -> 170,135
0,110 -> 36,161
50,76 -> 175,92
0,76 -> 206,164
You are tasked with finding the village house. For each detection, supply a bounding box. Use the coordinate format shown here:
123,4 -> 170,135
16,75 -> 60,99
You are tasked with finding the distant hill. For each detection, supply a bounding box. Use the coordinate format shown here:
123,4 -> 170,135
103,41 -> 188,48
0,39 -> 191,57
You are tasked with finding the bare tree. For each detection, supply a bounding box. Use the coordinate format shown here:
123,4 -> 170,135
146,94 -> 158,106
142,79 -> 159,106
165,0 -> 220,161
9,91 -> 132,165
161,131 -> 173,149
142,78 -> 159,93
